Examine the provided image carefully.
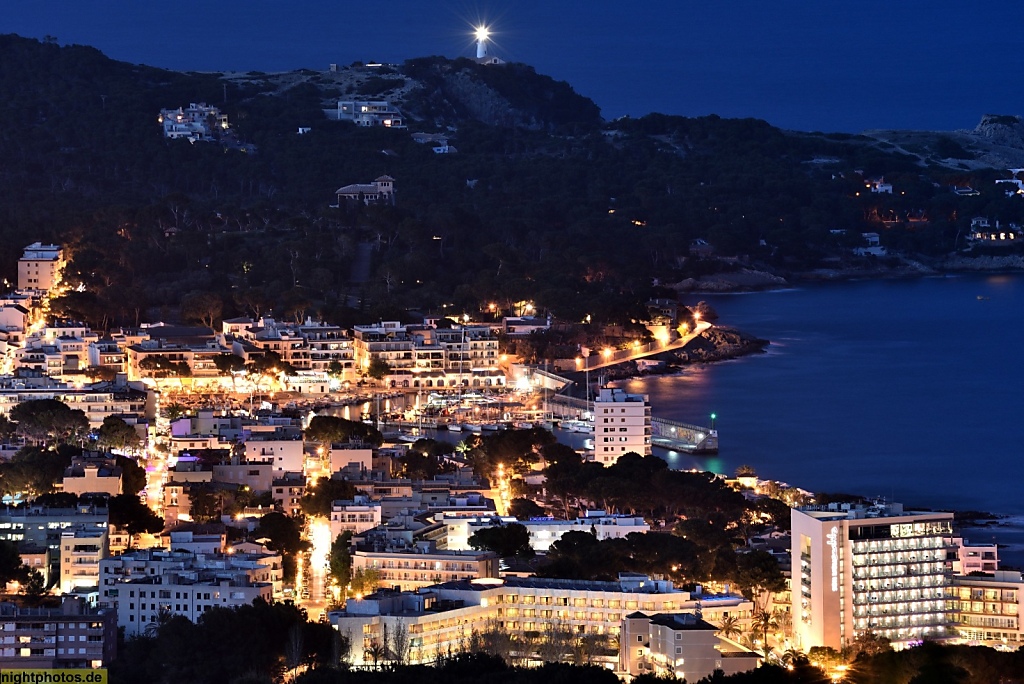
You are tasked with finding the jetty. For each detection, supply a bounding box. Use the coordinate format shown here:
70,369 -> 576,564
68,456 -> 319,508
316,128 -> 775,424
535,372 -> 718,455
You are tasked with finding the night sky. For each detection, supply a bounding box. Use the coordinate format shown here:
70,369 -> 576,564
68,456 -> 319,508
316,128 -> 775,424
4,0 -> 1023,132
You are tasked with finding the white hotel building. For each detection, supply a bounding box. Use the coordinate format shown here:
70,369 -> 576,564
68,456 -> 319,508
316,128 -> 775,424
330,574 -> 753,668
593,388 -> 651,462
792,502 -> 955,651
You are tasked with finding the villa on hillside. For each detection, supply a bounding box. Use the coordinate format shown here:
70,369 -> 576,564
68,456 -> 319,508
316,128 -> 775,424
158,103 -> 228,142
337,100 -> 405,128
334,176 -> 396,206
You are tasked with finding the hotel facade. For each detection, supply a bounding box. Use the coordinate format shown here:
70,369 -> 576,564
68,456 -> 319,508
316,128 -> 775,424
792,502 -> 955,650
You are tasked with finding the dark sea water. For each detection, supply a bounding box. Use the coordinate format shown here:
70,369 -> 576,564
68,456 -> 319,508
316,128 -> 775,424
5,1 -> 1024,132
611,274 -> 1024,565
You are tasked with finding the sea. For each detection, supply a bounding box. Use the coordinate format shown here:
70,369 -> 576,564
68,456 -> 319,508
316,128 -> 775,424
609,274 -> 1024,566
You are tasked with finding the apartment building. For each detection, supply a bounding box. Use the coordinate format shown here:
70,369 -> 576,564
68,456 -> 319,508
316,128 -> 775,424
0,386 -> 149,429
0,597 -> 117,669
593,388 -> 652,462
352,321 -> 504,389
792,501 -> 955,650
100,548 -> 281,622
0,503 -> 108,580
951,570 -> 1024,646
116,574 -> 273,636
18,242 -> 64,293
244,430 -> 304,472
352,540 -> 498,591
59,527 -> 109,595
330,496 -> 383,539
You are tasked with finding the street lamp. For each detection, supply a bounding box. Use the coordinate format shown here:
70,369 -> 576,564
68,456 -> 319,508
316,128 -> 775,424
710,413 -> 717,430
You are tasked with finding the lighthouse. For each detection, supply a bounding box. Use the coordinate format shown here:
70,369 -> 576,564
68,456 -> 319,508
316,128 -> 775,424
475,26 -> 489,59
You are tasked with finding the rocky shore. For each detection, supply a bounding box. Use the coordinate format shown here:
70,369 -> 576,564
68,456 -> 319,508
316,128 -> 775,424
673,326 -> 770,363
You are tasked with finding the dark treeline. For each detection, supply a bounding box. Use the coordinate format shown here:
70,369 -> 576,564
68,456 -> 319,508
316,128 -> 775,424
3,35 -> 1022,333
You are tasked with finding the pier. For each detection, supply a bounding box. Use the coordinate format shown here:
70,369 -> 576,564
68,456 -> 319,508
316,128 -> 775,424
540,382 -> 718,455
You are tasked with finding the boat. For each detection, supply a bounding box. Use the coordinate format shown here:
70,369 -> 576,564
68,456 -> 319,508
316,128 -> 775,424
561,419 -> 595,434
464,424 -> 483,434
513,421 -> 533,430
398,432 -> 421,443
446,423 -> 464,432
481,423 -> 501,432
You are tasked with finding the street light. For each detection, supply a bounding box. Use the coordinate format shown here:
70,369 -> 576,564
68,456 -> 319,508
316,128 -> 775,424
710,413 -> 717,430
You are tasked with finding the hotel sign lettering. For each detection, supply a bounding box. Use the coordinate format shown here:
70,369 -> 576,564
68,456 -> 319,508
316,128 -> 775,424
827,526 -> 839,591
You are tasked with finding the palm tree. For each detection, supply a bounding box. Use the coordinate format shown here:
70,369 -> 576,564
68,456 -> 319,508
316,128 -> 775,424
364,641 -> 386,669
143,605 -> 173,638
751,609 -> 779,657
717,615 -> 742,642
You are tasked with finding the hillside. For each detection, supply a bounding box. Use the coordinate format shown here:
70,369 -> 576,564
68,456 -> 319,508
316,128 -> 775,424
3,33 -> 1024,331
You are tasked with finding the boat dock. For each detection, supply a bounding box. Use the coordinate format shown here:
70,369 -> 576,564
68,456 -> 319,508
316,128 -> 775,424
542,385 -> 718,455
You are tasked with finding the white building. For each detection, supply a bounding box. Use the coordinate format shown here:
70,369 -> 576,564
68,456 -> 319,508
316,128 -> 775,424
792,501 -> 955,651
337,101 -> 405,128
620,612 -> 759,681
159,103 -> 228,141
330,495 -> 382,539
951,570 -> 1024,646
59,527 -> 109,595
100,548 -> 281,633
351,541 -> 498,591
116,575 -> 273,636
244,431 -> 304,472
18,242 -> 64,293
330,574 -> 753,668
442,510 -> 650,552
592,388 -> 651,462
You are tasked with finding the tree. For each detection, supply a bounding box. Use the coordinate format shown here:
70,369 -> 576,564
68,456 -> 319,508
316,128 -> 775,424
254,512 -> 309,581
9,399 -> 89,445
329,531 -> 352,588
189,486 -> 222,523
365,358 -> 391,383
509,498 -> 545,519
0,540 -> 25,585
717,615 -> 742,642
300,477 -> 357,518
733,549 -> 787,612
468,522 -> 534,558
22,569 -> 45,601
213,353 -> 245,387
96,415 -> 142,453
326,361 -> 344,379
180,291 -> 223,329
349,567 -> 381,596
116,455 -> 148,495
108,493 -> 164,545
751,609 -> 780,656
304,415 -> 382,447
0,446 -> 75,496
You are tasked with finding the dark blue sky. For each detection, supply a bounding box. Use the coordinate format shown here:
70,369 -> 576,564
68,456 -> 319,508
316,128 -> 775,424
4,1 -> 1022,132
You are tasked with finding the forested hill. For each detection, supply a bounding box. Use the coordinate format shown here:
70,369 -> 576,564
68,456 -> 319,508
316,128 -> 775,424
2,33 -> 1024,330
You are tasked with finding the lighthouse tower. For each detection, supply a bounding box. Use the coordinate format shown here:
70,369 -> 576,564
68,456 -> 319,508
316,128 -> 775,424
475,26 -> 489,59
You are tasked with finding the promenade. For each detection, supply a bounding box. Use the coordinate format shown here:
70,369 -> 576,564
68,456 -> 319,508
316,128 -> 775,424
577,321 -> 711,371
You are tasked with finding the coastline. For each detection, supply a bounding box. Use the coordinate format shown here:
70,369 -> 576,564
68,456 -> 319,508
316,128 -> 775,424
671,255 -> 1024,294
